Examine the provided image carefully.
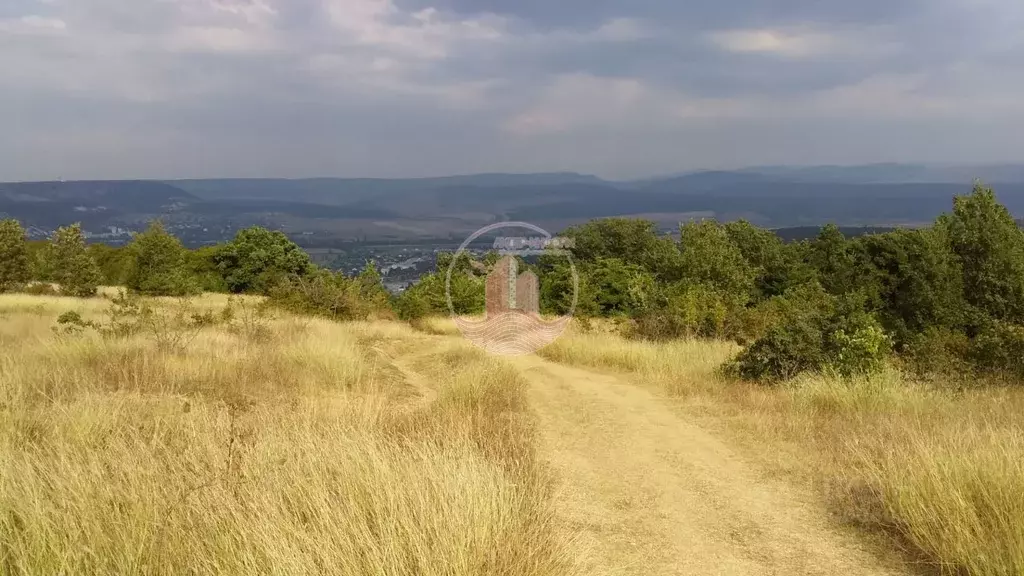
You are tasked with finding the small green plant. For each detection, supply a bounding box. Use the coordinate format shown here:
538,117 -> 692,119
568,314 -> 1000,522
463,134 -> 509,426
53,310 -> 98,336
57,290 -> 209,353
222,298 -> 275,343
825,322 -> 890,378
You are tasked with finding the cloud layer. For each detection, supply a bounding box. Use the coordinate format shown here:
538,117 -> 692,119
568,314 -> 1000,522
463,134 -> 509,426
2,0 -> 1023,180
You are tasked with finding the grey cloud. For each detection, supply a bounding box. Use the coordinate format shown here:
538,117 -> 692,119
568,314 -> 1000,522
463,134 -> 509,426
398,0 -> 933,29
0,0 -> 1023,181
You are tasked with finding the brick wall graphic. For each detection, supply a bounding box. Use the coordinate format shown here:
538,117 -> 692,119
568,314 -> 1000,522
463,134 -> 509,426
456,254 -> 567,355
485,256 -> 539,317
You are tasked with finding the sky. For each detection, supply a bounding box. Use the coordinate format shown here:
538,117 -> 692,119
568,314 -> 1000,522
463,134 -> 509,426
2,0 -> 1024,181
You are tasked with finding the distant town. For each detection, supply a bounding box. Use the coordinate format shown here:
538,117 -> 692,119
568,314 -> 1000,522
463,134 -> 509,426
17,221 -> 498,294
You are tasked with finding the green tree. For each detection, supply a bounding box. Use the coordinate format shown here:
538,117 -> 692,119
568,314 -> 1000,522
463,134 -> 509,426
539,260 -> 597,317
88,243 -> 132,286
356,260 -> 392,314
395,270 -> 484,319
678,219 -> 755,301
25,240 -> 48,280
563,218 -> 684,281
436,251 -> 478,276
214,227 -> 315,294
807,224 -> 858,295
581,258 -> 656,316
939,182 -> 1024,327
187,245 -> 229,293
38,224 -> 102,297
724,220 -> 812,299
0,219 -> 30,292
851,228 -> 964,348
125,221 -> 199,296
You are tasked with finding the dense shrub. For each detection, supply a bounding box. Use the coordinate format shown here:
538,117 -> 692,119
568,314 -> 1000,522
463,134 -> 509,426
539,260 -> 591,316
969,320 -> 1024,379
395,269 -> 485,320
268,264 -> 395,321
582,258 -> 656,317
823,315 -> 891,377
269,270 -> 373,321
903,326 -> 974,379
629,283 -> 732,341
726,286 -> 890,382
187,245 -> 230,293
850,227 -> 965,349
727,316 -> 825,382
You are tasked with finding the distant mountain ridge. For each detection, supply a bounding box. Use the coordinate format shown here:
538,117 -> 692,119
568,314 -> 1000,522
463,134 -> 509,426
4,164 -> 1024,243
167,172 -> 608,205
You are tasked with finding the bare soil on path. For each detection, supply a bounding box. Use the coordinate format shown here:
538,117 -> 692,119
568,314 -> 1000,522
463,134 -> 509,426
514,354 -> 909,576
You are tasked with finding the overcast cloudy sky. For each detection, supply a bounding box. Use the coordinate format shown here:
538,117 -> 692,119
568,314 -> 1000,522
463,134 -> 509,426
2,0 -> 1023,180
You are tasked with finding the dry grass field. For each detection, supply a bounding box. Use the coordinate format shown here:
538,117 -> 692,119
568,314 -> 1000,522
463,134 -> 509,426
540,327 -> 1024,576
3,296 -> 1022,575
0,294 -> 579,576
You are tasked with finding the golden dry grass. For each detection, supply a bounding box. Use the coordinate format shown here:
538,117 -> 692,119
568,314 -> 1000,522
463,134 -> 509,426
538,323 -> 739,396
0,294 -> 580,576
541,328 -> 1024,576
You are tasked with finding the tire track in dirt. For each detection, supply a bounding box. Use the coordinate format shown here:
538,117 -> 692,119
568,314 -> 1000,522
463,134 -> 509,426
514,354 -> 908,576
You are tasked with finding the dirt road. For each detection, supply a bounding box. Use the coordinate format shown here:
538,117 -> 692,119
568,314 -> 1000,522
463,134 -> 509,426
515,354 -> 907,576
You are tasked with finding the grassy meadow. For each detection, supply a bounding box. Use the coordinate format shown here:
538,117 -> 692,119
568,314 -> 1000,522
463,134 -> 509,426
539,325 -> 1024,576
0,293 -> 580,576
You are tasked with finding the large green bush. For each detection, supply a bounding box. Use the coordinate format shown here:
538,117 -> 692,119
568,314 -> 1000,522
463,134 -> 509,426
268,268 -> 393,321
728,316 -> 825,382
969,320 -> 1024,379
903,326 -> 973,379
726,286 -> 890,383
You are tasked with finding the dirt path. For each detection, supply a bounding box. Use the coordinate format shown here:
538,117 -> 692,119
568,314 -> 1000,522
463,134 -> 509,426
514,354 -> 907,576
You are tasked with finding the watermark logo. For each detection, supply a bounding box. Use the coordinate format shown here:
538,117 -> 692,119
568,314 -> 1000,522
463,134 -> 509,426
445,222 -> 578,356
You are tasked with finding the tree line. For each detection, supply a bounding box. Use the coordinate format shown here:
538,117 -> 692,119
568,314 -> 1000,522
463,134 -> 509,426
403,182 -> 1024,383
2,182 -> 1024,383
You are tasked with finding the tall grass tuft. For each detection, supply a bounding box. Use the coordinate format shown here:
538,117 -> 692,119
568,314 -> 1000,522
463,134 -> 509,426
0,294 -> 580,576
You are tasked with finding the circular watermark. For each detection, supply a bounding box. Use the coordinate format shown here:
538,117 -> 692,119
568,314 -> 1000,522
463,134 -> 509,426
445,221 -> 579,356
